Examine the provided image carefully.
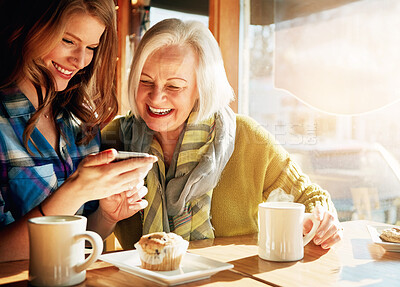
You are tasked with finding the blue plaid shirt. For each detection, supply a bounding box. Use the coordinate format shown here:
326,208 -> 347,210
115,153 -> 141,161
0,86 -> 100,227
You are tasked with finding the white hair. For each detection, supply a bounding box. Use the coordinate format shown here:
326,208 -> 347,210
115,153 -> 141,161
128,18 -> 234,123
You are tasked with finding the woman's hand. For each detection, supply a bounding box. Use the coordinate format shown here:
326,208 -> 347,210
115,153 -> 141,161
303,205 -> 343,249
99,182 -> 149,224
80,149 -> 156,239
65,149 -> 157,204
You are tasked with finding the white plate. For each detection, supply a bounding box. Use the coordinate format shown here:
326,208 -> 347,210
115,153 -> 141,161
367,225 -> 400,252
100,250 -> 234,286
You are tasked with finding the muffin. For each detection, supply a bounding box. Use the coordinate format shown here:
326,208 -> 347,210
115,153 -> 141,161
134,232 -> 189,271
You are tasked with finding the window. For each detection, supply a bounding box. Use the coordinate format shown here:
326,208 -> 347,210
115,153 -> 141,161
244,0 -> 400,224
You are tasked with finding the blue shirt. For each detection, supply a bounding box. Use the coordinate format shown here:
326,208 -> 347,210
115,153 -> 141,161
0,85 -> 100,227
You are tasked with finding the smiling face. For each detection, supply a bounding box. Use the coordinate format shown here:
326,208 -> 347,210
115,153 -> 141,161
136,45 -> 199,139
41,13 -> 105,91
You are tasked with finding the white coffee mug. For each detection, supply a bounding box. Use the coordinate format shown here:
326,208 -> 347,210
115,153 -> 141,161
28,215 -> 103,286
258,202 -> 320,262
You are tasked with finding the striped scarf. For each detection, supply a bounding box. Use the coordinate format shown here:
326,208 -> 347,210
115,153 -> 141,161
144,113 -> 216,240
120,107 -> 236,241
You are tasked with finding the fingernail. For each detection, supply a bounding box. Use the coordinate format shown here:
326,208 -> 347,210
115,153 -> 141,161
135,181 -> 144,189
103,149 -> 116,162
139,199 -> 148,209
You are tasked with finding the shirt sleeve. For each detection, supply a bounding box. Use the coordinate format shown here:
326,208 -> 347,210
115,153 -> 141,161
256,123 -> 337,214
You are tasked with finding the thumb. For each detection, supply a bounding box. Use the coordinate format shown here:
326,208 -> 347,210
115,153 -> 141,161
312,205 -> 325,221
82,149 -> 117,167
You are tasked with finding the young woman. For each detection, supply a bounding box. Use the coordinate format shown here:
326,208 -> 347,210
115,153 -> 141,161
0,0 -> 157,262
102,19 -> 343,249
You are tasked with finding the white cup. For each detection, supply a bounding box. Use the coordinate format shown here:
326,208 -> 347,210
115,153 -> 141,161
28,215 -> 103,286
258,202 -> 320,262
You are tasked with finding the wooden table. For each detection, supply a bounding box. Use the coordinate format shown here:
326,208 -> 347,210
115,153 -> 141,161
1,220 -> 399,286
189,220 -> 400,286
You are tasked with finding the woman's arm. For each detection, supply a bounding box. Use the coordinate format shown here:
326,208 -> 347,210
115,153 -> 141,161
0,149 -> 156,262
259,131 -> 343,248
236,115 -> 342,248
0,206 -> 47,262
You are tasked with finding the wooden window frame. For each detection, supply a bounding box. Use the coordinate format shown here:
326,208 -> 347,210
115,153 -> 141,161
209,0 -> 240,113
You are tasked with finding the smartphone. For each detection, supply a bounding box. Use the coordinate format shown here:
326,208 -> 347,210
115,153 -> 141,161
114,151 -> 152,162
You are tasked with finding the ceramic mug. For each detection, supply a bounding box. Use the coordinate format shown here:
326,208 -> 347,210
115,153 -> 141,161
258,202 -> 320,262
28,215 -> 103,286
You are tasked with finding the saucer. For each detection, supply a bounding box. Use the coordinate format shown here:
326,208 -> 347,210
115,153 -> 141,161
367,225 -> 400,252
100,250 -> 234,286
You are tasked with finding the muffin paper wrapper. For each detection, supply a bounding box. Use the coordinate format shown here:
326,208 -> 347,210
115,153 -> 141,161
134,240 -> 189,270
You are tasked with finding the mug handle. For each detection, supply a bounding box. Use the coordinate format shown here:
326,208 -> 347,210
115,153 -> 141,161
303,213 -> 321,246
74,231 -> 103,273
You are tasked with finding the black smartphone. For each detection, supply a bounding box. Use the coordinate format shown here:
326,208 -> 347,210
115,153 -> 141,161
114,151 -> 152,162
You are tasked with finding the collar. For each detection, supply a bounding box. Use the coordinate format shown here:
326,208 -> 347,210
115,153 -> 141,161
0,85 -> 36,118
1,85 -> 64,122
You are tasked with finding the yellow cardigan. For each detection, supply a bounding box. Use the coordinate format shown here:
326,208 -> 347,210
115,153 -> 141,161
101,114 -> 336,249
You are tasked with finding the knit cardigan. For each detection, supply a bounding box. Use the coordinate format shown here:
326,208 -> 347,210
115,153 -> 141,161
101,114 -> 336,249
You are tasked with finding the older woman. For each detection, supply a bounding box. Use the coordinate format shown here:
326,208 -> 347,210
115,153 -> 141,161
102,18 -> 343,249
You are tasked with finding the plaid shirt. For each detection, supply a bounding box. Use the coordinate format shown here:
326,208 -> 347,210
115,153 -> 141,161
0,86 -> 100,227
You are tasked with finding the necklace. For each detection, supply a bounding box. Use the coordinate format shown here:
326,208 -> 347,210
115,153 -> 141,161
43,114 -> 49,119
